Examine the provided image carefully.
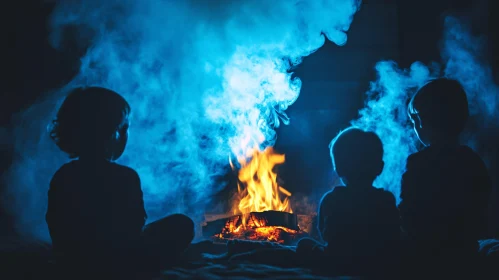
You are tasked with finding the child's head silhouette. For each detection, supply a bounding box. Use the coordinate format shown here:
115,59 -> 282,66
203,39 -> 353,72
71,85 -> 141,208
329,127 -> 384,187
409,78 -> 469,146
50,87 -> 131,160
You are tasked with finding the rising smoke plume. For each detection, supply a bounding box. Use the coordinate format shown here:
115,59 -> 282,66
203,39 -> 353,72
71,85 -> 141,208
2,0 -> 361,240
353,16 -> 499,202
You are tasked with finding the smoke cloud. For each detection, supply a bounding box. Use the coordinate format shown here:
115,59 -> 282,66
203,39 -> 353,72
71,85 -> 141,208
2,0 -> 361,240
353,16 -> 499,202
351,61 -> 438,200
443,18 -> 498,118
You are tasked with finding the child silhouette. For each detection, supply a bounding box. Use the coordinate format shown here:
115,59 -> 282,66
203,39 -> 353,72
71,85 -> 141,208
46,87 -> 194,277
399,78 -> 492,267
297,127 -> 400,276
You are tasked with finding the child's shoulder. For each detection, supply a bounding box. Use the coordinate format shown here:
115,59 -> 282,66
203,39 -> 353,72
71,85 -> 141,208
455,145 -> 486,162
320,186 -> 347,204
326,186 -> 347,197
52,160 -> 79,178
370,187 -> 397,204
407,145 -> 484,166
405,147 -> 433,166
109,161 -> 139,175
105,162 -> 141,183
52,160 -> 140,180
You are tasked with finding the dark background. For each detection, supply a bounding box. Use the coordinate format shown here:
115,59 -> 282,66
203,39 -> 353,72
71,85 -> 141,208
2,0 -> 499,237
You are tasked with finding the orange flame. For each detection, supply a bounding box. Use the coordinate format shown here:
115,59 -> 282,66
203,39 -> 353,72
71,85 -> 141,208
231,147 -> 292,219
214,149 -> 300,243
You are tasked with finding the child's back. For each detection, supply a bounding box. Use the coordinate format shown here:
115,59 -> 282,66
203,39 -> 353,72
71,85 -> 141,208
47,158 -> 146,258
400,144 -> 490,253
320,186 -> 399,259
400,78 -> 492,264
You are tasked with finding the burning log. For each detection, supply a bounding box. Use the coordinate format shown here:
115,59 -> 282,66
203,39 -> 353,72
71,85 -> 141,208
202,210 -> 311,244
203,210 -> 299,235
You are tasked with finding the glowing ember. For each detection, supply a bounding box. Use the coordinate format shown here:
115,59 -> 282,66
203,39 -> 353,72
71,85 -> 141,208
218,226 -> 298,244
215,211 -> 300,243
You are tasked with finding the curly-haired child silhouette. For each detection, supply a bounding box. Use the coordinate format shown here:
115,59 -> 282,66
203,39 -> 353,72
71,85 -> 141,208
46,87 -> 194,277
400,78 -> 492,270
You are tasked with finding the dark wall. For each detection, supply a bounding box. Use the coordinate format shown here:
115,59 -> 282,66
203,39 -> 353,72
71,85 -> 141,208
2,1 -> 92,237
3,2 -> 73,126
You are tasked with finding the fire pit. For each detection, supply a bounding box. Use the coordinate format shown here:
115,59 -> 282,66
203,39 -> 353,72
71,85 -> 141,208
203,211 -> 311,244
202,147 -> 315,245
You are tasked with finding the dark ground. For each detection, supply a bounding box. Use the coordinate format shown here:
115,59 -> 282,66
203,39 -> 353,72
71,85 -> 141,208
1,238 -> 499,279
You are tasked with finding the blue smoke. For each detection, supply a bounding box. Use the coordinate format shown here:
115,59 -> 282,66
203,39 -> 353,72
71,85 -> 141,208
442,17 -> 499,135
353,16 -> 499,202
2,0 -> 361,240
351,61 -> 439,200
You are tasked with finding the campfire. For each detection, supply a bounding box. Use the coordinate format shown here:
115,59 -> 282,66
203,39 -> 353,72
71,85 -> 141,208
203,147 -> 311,244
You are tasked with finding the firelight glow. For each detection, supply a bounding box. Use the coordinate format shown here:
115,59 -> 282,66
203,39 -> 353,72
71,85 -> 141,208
231,147 -> 292,219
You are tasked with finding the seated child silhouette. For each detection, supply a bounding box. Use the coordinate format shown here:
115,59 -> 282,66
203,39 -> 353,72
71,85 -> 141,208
46,87 -> 194,276
399,78 -> 492,264
297,127 -> 400,276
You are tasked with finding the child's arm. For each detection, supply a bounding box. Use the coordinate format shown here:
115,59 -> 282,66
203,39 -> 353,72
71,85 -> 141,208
108,168 -> 146,252
398,155 -> 418,233
317,192 -> 329,241
123,169 -> 147,234
46,169 -> 67,251
383,191 -> 402,240
471,157 -> 493,238
317,190 -> 338,244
